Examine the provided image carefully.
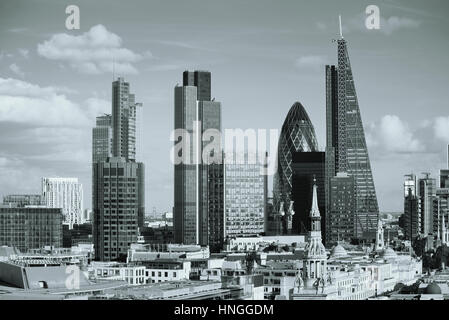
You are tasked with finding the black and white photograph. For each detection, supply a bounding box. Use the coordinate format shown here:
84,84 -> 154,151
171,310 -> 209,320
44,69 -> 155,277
0,0 -> 448,312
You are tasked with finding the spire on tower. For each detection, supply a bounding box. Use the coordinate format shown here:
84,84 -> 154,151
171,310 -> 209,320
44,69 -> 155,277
339,14 -> 343,38
310,176 -> 320,219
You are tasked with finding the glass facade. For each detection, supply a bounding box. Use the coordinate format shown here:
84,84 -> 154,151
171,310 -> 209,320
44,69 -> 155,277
92,114 -> 112,163
325,37 -> 379,240
272,102 -> 319,234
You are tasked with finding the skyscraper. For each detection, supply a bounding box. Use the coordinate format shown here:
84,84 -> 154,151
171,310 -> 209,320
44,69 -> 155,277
112,77 -> 142,162
403,174 -> 420,240
93,157 -> 143,261
92,114 -> 112,163
291,152 -> 325,237
272,102 -> 319,235
93,77 -> 145,261
42,177 -> 83,229
325,30 -> 379,240
224,153 -> 265,238
418,173 -> 436,236
174,70 -> 222,247
327,172 -> 355,243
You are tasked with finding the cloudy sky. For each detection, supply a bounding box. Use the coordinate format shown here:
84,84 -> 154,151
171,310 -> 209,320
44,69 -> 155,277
0,0 -> 448,213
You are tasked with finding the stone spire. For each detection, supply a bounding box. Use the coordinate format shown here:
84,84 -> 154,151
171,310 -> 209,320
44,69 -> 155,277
303,177 -> 327,287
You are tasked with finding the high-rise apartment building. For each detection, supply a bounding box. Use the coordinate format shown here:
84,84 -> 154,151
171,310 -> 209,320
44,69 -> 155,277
92,114 -> 112,163
325,31 -> 379,241
42,177 -> 83,229
0,206 -> 63,252
224,154 -> 265,239
174,71 -> 222,246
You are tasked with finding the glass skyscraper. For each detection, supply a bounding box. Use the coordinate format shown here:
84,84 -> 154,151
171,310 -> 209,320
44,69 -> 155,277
174,71 -> 223,247
272,102 -> 319,235
325,34 -> 379,240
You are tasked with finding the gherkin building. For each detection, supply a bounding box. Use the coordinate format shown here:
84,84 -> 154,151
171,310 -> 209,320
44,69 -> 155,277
273,102 -> 319,233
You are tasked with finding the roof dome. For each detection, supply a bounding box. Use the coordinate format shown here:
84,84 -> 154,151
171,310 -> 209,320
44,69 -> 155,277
425,282 -> 442,294
330,244 -> 348,258
380,247 -> 397,259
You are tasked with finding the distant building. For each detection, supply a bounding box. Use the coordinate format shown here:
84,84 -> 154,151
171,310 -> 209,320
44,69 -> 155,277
0,207 -> 63,252
41,177 -> 83,228
291,151 -> 325,236
403,174 -> 420,240
2,194 -> 44,207
326,172 -> 355,244
224,154 -> 264,239
418,173 -> 436,236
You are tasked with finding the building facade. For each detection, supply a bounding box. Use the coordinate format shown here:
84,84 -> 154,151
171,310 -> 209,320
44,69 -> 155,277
41,177 -> 83,229
92,114 -> 112,163
93,157 -> 144,261
291,152 -> 325,237
224,155 -> 265,239
0,207 -> 63,252
2,194 -> 44,207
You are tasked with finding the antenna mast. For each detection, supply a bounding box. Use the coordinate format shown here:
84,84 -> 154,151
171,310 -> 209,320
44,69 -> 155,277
339,15 -> 343,38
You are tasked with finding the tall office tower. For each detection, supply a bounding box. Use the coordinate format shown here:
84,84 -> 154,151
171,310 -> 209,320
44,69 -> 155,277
42,177 -> 83,229
224,153 -> 265,239
272,102 -> 319,235
327,172 -> 355,243
92,78 -> 145,261
418,173 -> 436,236
2,194 -> 44,207
112,77 -> 143,162
92,157 -> 144,261
207,163 -> 224,252
325,30 -> 379,240
441,170 -> 449,188
92,114 -> 112,163
291,152 -> 325,238
403,174 -> 420,240
436,188 -> 449,242
0,206 -> 63,252
174,70 -> 222,246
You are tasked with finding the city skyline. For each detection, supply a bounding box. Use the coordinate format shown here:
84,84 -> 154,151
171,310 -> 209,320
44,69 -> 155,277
1,0 -> 449,213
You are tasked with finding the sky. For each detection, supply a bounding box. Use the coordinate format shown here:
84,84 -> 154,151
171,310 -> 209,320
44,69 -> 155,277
0,0 -> 449,214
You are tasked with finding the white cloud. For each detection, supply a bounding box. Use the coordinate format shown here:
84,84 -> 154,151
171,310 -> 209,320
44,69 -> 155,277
18,49 -> 29,59
37,24 -> 152,74
380,16 -> 421,35
295,55 -> 328,70
368,115 -> 425,153
9,63 -> 25,77
0,77 -> 94,127
434,116 -> 449,143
